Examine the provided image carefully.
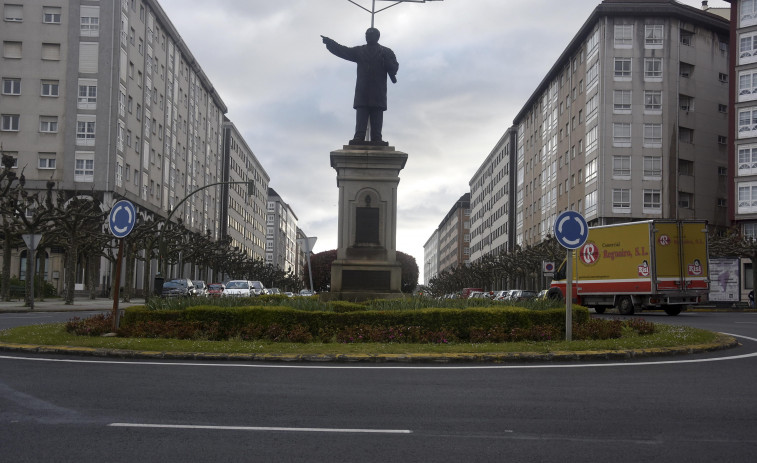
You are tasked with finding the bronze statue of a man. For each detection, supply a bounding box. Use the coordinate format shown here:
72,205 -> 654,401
322,28 -> 399,145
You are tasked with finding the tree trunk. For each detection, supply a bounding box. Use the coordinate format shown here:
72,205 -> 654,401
24,248 -> 33,307
37,247 -> 46,301
1,223 -> 12,301
87,250 -> 98,300
64,244 -> 78,305
123,241 -> 135,302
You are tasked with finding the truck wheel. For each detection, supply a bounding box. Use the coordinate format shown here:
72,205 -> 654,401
617,296 -> 635,315
547,288 -> 564,301
663,306 -> 682,316
594,307 -> 606,314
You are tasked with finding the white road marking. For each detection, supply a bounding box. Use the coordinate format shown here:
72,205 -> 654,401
1,333 -> 755,370
108,423 -> 412,434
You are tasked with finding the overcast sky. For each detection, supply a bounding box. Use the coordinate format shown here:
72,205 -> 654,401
157,0 -> 730,281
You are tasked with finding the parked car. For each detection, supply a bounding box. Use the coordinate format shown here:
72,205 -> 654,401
536,289 -> 549,300
509,290 -> 537,302
492,290 -> 509,301
299,289 -> 315,296
266,288 -> 281,295
207,283 -> 225,297
284,291 -> 294,297
161,278 -> 194,298
192,280 -> 207,297
223,280 -> 266,297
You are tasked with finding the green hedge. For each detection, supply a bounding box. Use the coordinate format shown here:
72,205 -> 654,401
122,305 -> 589,342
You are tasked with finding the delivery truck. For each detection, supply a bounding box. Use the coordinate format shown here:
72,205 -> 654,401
548,220 -> 709,316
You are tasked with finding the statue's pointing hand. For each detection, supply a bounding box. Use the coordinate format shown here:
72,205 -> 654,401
321,35 -> 334,45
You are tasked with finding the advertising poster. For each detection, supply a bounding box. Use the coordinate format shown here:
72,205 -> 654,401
709,258 -> 740,302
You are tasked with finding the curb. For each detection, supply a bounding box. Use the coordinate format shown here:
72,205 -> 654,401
0,334 -> 739,363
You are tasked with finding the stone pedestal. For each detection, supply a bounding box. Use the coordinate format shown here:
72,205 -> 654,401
330,144 -> 407,299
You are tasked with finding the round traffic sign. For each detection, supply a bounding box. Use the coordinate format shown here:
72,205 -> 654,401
109,200 -> 136,238
554,211 -> 589,250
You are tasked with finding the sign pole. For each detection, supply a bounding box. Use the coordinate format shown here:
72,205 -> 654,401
111,238 -> 124,331
566,250 -> 573,341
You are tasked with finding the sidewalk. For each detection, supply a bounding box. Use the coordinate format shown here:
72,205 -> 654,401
0,297 -> 146,313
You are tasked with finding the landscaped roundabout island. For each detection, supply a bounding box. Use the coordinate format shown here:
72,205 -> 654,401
0,296 -> 737,362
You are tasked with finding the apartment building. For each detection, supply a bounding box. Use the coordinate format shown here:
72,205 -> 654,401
221,118 -> 269,261
0,0 -> 279,290
266,187 -> 298,274
468,128 -> 516,263
422,229 -> 438,285
513,0 -> 730,248
436,193 -> 471,274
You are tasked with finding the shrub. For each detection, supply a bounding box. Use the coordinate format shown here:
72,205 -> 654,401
65,313 -> 113,336
573,319 -> 624,340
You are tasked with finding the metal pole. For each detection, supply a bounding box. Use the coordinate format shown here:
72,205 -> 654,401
566,250 -> 573,341
29,244 -> 35,311
307,252 -> 315,292
371,0 -> 375,27
111,238 -> 124,331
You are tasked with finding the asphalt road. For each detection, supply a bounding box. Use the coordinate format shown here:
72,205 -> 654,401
1,312 -> 756,462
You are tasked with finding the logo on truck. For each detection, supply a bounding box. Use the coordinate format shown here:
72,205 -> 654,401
579,242 -> 599,265
638,260 -> 650,277
658,234 -> 670,246
688,259 -> 703,276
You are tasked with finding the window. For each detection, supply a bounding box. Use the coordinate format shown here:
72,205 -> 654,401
614,58 -> 632,79
719,72 -> 728,83
740,31 -> 757,64
645,25 -> 663,47
39,116 -> 58,133
738,108 -> 757,138
745,223 -> 757,241
615,25 -> 633,48
38,153 -> 56,169
2,78 -> 20,95
718,135 -> 727,145
612,155 -> 631,178
613,89 -> 631,112
79,42 -> 98,73
679,63 -> 694,79
74,152 -> 95,182
41,43 -> 61,60
3,41 -> 22,59
613,122 -> 631,146
41,80 -> 59,97
678,192 -> 693,209
585,158 -> 598,183
739,70 -> 757,102
76,116 -> 96,145
681,30 -> 694,46
116,159 -> 123,187
644,90 -> 662,112
644,156 -> 662,178
585,190 -> 598,216
4,4 -> 22,21
644,58 -> 663,80
80,6 -> 99,37
586,61 -> 599,90
77,79 -> 97,109
643,189 -> 662,210
613,189 -> 631,210
742,0 -> 757,27
586,125 -> 598,153
717,198 -> 727,208
42,6 -> 61,24
1,114 -> 19,131
719,104 -> 728,113
679,127 -> 694,143
679,159 -> 694,176
643,123 -> 662,147
738,144 -> 757,176
719,166 -> 728,177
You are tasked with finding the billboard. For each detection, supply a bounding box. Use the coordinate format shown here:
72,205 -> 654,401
709,258 -> 740,302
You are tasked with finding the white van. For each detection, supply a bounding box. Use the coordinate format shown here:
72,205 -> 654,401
223,280 -> 266,297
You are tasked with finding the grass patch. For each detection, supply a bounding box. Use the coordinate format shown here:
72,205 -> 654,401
0,322 -> 725,355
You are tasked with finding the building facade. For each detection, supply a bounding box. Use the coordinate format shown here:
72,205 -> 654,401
0,1 -> 292,293
221,118 -> 269,261
468,128 -> 516,263
266,187 -> 298,274
422,229 -> 438,285
436,193 -> 471,274
513,0 -> 730,247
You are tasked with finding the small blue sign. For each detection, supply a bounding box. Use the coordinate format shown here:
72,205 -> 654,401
109,200 -> 136,238
554,211 -> 588,250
